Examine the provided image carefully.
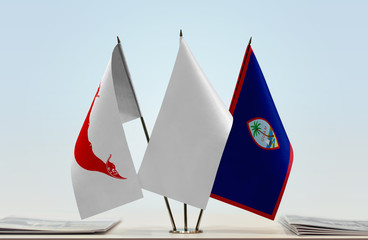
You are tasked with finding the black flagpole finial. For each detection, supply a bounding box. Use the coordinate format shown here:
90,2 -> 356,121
180,29 -> 183,37
248,36 -> 252,46
117,36 -> 121,44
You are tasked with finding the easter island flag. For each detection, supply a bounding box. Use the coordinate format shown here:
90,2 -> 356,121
211,39 -> 293,220
72,39 -> 143,219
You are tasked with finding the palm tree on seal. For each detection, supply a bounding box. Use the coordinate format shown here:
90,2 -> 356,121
250,121 -> 274,138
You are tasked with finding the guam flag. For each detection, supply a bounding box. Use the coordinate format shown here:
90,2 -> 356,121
211,39 -> 293,220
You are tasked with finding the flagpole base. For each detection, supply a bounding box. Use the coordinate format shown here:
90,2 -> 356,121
169,229 -> 203,234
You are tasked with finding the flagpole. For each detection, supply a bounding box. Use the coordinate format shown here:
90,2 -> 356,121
196,37 -> 253,231
229,36 -> 252,114
116,36 -> 177,232
180,30 -> 190,233
184,203 -> 188,232
140,116 -> 177,232
195,209 -> 203,231
180,29 -> 205,233
178,29 -> 204,234
179,29 -> 190,233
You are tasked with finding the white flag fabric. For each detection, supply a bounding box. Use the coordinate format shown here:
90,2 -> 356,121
111,44 -> 142,123
138,37 -> 233,209
72,44 -> 143,219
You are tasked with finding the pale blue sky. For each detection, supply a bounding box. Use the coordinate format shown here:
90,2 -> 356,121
0,0 -> 368,222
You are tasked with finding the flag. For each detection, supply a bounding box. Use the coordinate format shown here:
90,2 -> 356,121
211,43 -> 293,220
138,37 -> 232,209
72,42 -> 143,219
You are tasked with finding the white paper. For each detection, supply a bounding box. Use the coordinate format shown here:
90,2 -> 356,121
280,215 -> 368,236
0,216 -> 119,234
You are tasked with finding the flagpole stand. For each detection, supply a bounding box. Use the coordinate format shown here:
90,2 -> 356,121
169,229 -> 203,234
168,203 -> 203,234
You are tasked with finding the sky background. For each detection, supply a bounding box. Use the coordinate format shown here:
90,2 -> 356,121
1,0 -> 368,224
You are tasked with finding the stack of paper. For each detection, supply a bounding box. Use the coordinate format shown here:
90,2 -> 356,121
280,215 -> 368,236
0,216 -> 119,234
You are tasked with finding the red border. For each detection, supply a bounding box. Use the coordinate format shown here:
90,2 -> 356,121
246,117 -> 280,150
271,143 -> 293,219
211,143 -> 293,220
229,46 -> 253,114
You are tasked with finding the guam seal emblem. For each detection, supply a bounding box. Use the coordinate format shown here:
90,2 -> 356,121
247,118 -> 279,150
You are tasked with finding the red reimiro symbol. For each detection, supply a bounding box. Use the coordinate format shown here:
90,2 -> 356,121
74,85 -> 126,180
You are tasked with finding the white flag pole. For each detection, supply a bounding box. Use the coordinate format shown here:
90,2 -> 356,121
116,36 -> 177,232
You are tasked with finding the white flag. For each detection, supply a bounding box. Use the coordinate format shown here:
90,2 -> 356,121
138,37 -> 232,209
72,43 -> 143,219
